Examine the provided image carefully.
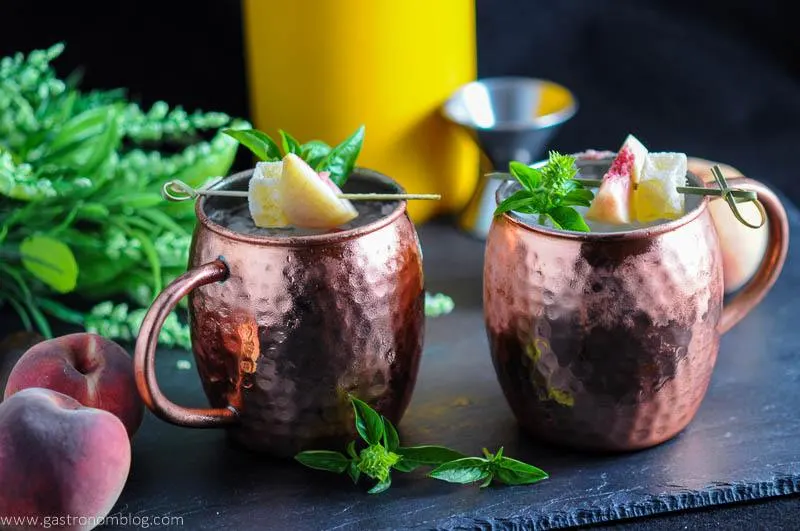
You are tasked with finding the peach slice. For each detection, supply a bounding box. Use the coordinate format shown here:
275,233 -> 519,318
279,153 -> 358,229
585,135 -> 648,224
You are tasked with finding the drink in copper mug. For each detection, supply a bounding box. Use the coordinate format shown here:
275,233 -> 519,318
134,169 -> 424,456
484,155 -> 788,451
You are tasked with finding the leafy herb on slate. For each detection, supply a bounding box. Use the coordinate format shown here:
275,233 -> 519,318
494,151 -> 594,232
294,396 -> 548,494
223,125 -> 365,187
429,447 -> 549,488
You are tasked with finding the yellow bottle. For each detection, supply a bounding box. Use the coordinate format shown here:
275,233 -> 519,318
242,0 -> 479,223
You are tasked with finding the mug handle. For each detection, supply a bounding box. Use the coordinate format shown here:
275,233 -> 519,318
718,178 -> 790,334
134,259 -> 239,427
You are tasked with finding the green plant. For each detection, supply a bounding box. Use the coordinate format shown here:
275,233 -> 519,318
0,43 -> 243,346
295,396 -> 548,494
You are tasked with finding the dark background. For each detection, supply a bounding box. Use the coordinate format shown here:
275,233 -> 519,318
3,2 -> 799,529
3,0 -> 799,200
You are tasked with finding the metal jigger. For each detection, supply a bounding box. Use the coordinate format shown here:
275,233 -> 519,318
442,77 -> 578,238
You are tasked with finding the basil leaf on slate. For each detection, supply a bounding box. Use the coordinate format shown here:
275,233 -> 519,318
351,396 -> 384,445
428,457 -> 491,484
294,450 -> 350,474
493,456 -> 549,486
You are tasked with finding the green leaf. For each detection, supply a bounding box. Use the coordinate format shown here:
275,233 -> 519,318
561,188 -> 594,207
20,236 -> 79,293
428,457 -> 491,485
279,130 -> 302,156
509,161 -> 542,191
347,461 -> 361,484
392,460 -> 418,473
346,440 -> 359,460
176,129 -> 241,186
382,416 -> 400,451
301,140 -> 332,168
36,297 -> 85,325
294,450 -> 350,474
317,125 -> 365,186
549,206 -> 590,232
350,396 -> 384,445
367,477 -> 392,494
494,190 -> 535,216
480,473 -> 494,488
493,456 -> 549,486
395,445 -> 467,471
44,106 -> 121,174
222,129 -> 282,161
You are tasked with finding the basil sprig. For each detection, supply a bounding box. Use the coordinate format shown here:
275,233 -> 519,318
223,125 -> 365,187
494,151 -> 594,232
294,396 -> 548,494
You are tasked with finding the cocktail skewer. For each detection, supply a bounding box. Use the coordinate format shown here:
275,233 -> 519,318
161,179 -> 441,202
485,164 -> 766,229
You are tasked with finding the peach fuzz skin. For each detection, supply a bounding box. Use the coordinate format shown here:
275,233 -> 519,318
0,388 -> 131,531
687,157 -> 769,294
3,333 -> 144,437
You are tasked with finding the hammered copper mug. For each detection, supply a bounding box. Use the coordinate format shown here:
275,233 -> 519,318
484,156 -> 789,451
134,169 -> 425,456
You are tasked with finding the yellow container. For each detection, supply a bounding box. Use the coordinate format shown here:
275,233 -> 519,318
242,0 -> 479,222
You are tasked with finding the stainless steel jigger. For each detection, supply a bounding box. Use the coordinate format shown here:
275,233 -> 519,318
442,77 -> 578,239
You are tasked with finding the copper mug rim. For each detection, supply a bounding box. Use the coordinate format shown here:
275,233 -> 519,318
195,167 -> 409,247
494,156 -> 710,241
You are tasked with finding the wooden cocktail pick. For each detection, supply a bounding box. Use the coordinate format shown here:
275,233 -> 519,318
161,179 -> 441,202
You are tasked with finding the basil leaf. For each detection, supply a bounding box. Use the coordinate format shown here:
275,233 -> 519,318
294,450 -> 350,474
20,236 -> 78,293
392,460 -> 418,473
222,129 -> 281,161
560,188 -> 594,207
367,477 -> 391,494
493,456 -> 549,486
494,190 -> 535,216
396,445 -> 467,471
480,473 -> 494,488
509,161 -> 542,191
280,130 -> 302,156
347,461 -> 361,484
350,396 -> 384,445
301,140 -> 332,168
428,457 -> 490,484
548,206 -> 590,232
317,125 -> 365,187
382,416 -> 400,451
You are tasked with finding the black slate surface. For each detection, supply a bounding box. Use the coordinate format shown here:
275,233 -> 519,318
102,190 -> 800,530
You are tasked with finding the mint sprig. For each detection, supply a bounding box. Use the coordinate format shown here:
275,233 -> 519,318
222,125 -> 365,187
294,396 -> 548,494
494,151 -> 594,232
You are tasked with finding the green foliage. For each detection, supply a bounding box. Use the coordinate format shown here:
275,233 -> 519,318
0,43 -> 242,348
495,151 -> 594,232
294,395 -> 548,494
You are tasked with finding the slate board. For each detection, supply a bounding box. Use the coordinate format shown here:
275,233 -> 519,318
99,194 -> 800,530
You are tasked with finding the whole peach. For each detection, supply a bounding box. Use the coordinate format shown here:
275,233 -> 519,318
0,388 -> 131,531
4,333 -> 144,437
688,157 -> 769,293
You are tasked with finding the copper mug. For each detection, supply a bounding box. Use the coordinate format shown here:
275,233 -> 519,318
484,156 -> 789,451
134,169 -> 425,456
